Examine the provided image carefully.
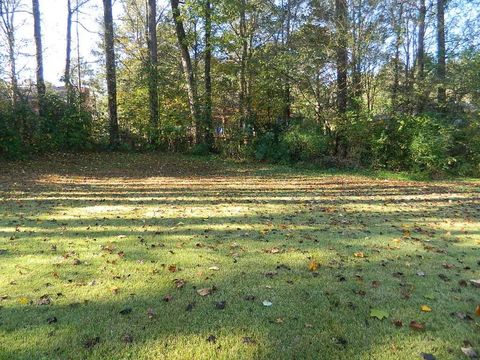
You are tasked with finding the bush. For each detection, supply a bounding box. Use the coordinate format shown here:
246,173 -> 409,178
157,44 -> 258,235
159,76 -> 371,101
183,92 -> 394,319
281,124 -> 328,162
409,118 -> 453,175
253,123 -> 328,163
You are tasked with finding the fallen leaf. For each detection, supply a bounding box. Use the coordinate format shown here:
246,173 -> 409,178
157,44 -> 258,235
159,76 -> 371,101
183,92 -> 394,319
370,309 -> 389,320
461,347 -> 478,359
83,336 -> 100,349
242,337 -> 256,345
308,260 -> 319,272
470,280 -> 480,288
354,252 -> 365,258
392,319 -> 403,327
262,300 -> 273,307
123,333 -> 133,344
17,297 -> 30,305
475,305 -> 480,317
168,264 -> 177,273
209,266 -> 219,271
421,305 -> 432,312
197,288 -> 214,296
147,307 -> 156,319
207,335 -> 217,343
36,294 -> 52,305
173,279 -> 186,289
409,321 -> 425,330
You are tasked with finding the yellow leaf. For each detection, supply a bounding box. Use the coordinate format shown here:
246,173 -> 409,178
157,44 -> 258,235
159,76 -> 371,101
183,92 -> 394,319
421,305 -> 432,312
17,297 -> 30,305
308,260 -> 319,271
475,305 -> 480,316
354,252 -> 365,258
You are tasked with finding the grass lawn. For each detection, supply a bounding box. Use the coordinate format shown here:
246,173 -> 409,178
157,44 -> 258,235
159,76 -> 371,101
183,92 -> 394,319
0,153 -> 479,360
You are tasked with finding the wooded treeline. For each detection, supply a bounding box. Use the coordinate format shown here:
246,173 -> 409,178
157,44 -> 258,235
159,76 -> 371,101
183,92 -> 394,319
1,0 -> 479,176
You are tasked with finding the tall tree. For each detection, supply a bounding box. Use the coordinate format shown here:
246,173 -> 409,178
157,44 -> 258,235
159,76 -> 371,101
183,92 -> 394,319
391,2 -> 403,111
147,0 -> 159,143
436,0 -> 446,105
239,0 -> 249,124
335,0 -> 348,114
204,0 -> 214,149
0,0 -> 21,107
32,0 -> 46,116
102,0 -> 119,146
170,0 -> 201,144
282,0 -> 292,123
416,0 -> 426,110
65,0 -> 72,91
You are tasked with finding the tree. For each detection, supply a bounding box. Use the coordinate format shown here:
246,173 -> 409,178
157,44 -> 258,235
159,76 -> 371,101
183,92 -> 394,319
436,0 -> 446,105
170,0 -> 201,144
32,0 -> 45,116
0,0 -> 21,107
147,0 -> 159,143
65,0 -> 89,97
203,0 -> 214,149
102,0 -> 119,146
335,0 -> 348,114
416,0 -> 426,110
65,0 -> 72,90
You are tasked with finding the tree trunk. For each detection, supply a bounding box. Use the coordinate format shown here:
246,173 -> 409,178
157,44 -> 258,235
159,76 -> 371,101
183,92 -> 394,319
436,0 -> 446,105
239,0 -> 249,127
204,0 -> 214,149
391,3 -> 403,112
416,0 -> 426,111
65,0 -> 72,93
102,0 -> 119,147
170,0 -> 201,145
32,0 -> 46,116
147,0 -> 159,143
282,0 -> 291,124
335,0 -> 348,114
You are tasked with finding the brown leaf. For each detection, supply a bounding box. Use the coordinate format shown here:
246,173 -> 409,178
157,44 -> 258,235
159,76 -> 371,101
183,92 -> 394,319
392,319 -> 403,327
173,278 -> 186,289
308,260 -> 319,272
475,305 -> 480,317
197,287 -> 214,296
409,321 -> 425,330
168,264 -> 177,273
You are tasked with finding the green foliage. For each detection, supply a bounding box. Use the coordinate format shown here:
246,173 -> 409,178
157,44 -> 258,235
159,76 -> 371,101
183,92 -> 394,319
254,131 -> 288,162
409,117 -> 454,175
254,122 -> 328,163
281,124 -> 328,162
0,105 -> 23,159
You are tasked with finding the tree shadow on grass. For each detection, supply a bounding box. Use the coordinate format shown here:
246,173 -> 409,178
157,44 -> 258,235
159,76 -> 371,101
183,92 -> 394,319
0,154 -> 479,359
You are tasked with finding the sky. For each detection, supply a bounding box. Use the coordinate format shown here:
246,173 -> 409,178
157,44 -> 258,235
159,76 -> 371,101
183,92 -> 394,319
2,0 -> 479,86
6,0 -> 111,85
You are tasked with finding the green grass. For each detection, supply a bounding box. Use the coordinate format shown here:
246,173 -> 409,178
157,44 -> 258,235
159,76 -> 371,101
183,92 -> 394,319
0,153 -> 479,359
